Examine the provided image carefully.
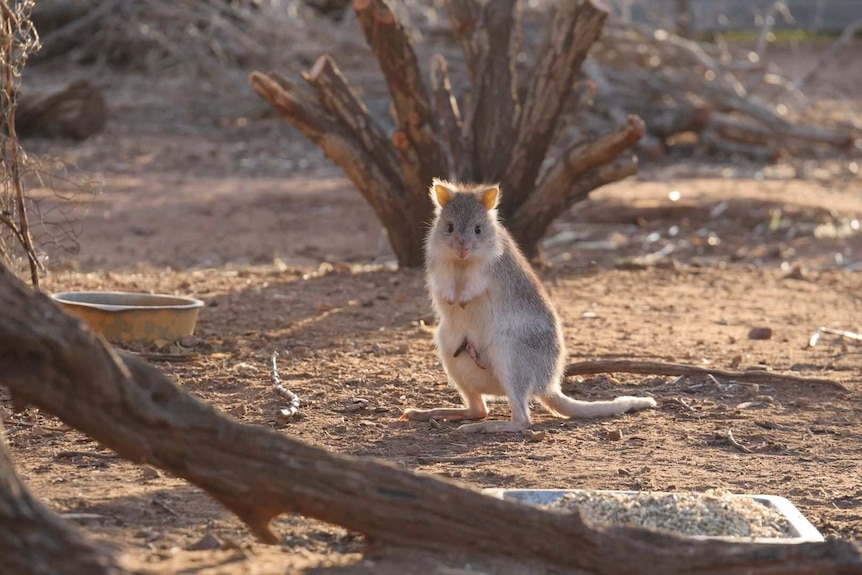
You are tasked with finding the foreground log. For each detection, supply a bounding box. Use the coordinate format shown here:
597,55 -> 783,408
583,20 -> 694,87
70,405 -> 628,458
0,419 -> 126,574
2,267 -> 862,573
251,0 -> 642,265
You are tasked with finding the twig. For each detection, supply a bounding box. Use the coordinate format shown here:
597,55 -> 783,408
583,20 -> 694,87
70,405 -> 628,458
717,428 -> 753,454
2,419 -> 66,432
270,351 -> 300,418
150,497 -> 179,517
125,351 -> 200,362
416,455 -> 499,464
59,513 -> 109,522
808,327 -> 862,348
54,450 -> 118,461
564,359 -> 848,392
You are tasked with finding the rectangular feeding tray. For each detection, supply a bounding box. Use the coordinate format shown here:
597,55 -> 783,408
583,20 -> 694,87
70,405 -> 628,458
483,489 -> 824,544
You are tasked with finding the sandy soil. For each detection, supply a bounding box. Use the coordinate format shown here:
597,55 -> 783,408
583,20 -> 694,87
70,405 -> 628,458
2,31 -> 862,575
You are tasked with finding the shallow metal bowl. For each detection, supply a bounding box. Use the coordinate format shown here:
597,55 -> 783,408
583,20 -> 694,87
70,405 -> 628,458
51,291 -> 204,344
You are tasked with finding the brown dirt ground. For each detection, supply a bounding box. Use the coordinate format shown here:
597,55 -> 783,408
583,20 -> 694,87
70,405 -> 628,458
3,35 -> 862,574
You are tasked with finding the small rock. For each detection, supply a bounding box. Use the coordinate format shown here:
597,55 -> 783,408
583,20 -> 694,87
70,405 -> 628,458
178,335 -> 199,348
30,425 -> 51,437
748,327 -> 773,340
227,404 -> 247,418
140,466 -> 162,480
618,468 -> 631,476
792,397 -> 812,408
186,532 -> 223,551
231,362 -> 257,375
404,444 -> 422,456
522,429 -> 546,442
784,263 -> 808,280
606,429 -> 624,441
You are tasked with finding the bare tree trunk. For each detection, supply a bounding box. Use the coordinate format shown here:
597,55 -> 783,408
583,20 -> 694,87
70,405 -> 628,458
0,420 -> 128,574
251,0 -> 642,266
3,264 -> 862,573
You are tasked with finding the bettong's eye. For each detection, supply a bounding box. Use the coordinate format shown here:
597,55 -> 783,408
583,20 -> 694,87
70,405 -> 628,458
474,225 -> 481,235
446,223 -> 454,234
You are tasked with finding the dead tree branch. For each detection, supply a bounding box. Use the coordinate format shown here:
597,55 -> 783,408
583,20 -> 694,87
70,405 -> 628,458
510,116 -> 644,252
500,0 -> 607,219
564,359 -> 848,392
353,0 -> 444,228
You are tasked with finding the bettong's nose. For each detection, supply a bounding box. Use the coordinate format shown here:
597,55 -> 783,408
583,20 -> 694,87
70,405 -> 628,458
455,245 -> 469,259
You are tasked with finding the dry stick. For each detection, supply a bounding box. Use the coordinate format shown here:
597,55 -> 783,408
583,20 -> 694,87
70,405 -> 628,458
54,450 -> 119,461
126,350 -> 200,362
719,429 -> 753,454
564,359 -> 849,392
303,54 -> 402,189
2,419 -> 66,432
808,327 -> 862,348
500,0 -> 607,218
3,265 -> 862,574
513,152 -> 639,256
270,351 -> 299,418
530,115 -> 644,213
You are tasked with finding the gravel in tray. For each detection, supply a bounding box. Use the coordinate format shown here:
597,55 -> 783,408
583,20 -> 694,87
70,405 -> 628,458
542,489 -> 793,538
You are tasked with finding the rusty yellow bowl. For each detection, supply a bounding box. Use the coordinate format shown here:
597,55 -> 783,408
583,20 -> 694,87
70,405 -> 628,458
51,291 -> 204,344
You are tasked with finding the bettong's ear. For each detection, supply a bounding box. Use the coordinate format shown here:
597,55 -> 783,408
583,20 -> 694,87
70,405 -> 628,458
478,185 -> 500,211
430,178 -> 454,208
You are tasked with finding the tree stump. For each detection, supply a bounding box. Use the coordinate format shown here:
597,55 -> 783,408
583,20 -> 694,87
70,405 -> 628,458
250,0 -> 644,266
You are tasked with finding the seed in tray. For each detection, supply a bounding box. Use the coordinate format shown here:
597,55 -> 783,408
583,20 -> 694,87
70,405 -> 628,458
541,489 -> 793,538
